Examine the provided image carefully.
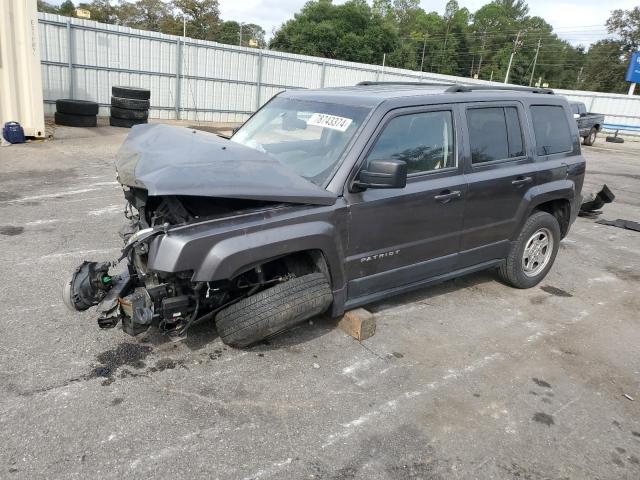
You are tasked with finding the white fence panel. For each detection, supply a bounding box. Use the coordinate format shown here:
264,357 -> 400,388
38,13 -> 639,133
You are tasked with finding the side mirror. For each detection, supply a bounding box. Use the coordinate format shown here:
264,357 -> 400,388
354,159 -> 407,190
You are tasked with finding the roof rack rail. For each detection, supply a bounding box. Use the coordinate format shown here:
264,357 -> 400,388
356,81 -> 456,87
445,85 -> 554,94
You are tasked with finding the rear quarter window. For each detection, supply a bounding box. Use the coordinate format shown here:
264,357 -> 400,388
530,105 -> 573,156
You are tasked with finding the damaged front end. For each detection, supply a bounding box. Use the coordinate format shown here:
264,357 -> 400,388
63,123 -> 337,339
64,187 -> 281,338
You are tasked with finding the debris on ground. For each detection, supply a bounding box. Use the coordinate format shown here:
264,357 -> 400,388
596,219 -> 640,232
623,394 -> 634,401
606,131 -> 625,143
579,184 -> 615,217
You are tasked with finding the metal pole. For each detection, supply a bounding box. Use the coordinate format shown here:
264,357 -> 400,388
420,35 -> 427,72
529,39 -> 541,87
254,50 -> 263,111
629,83 -> 636,95
320,62 -> 326,88
381,53 -> 386,81
175,38 -> 182,120
183,16 -> 186,37
67,19 -> 74,98
239,23 -> 243,46
504,31 -> 521,84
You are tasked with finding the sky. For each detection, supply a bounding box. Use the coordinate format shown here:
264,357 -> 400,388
217,0 -> 637,46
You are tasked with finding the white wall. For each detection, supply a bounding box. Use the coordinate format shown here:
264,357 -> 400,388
38,13 -> 640,135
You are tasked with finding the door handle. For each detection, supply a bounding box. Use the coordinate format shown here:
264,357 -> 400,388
434,190 -> 461,203
512,176 -> 533,186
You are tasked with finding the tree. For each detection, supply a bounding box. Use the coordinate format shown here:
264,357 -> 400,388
581,40 -> 628,93
270,0 -> 398,64
607,7 -> 640,52
172,0 -> 220,41
37,1 -> 60,14
58,0 -> 76,16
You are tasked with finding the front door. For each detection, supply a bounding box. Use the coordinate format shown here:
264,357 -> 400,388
344,106 -> 467,302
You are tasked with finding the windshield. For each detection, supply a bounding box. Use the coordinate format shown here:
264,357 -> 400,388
231,96 -> 370,186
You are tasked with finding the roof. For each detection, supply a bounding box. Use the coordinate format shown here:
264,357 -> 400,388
280,83 -> 558,109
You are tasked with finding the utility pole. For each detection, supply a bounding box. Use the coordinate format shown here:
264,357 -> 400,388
433,21 -> 450,73
504,30 -> 521,84
183,15 -> 186,37
529,38 -> 541,86
239,22 -> 244,46
576,66 -> 583,89
381,53 -> 386,80
420,34 -> 427,72
477,31 -> 486,78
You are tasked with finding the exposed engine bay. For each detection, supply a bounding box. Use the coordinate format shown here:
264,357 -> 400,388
64,187 -> 310,338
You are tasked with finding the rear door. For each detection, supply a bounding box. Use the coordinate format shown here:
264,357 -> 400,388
458,102 -> 536,267
344,105 -> 467,301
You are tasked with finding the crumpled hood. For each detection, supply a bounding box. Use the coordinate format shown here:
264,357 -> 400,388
115,123 -> 337,206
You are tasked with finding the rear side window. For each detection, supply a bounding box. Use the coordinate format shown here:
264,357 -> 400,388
467,106 -> 524,164
530,105 -> 572,155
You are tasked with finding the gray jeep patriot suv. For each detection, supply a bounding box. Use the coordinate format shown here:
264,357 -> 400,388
64,83 -> 585,347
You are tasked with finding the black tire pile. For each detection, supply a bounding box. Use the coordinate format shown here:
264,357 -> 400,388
110,86 -> 150,128
55,99 -> 99,127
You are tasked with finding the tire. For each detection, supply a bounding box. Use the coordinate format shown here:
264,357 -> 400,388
54,111 -> 97,127
110,106 -> 149,120
216,273 -> 333,348
56,99 -> 99,116
498,211 -> 561,289
111,86 -> 151,100
583,127 -> 597,146
110,116 -> 148,128
111,96 -> 150,110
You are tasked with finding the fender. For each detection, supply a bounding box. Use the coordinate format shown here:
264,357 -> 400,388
196,221 -> 345,286
147,220 -> 346,289
510,179 -> 576,240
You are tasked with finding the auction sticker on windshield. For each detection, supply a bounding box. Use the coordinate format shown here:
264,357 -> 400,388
307,113 -> 353,132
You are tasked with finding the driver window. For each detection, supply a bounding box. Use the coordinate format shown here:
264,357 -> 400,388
367,111 -> 455,175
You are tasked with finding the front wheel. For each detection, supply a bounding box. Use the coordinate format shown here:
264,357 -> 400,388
215,273 -> 333,348
583,127 -> 597,146
498,211 -> 561,289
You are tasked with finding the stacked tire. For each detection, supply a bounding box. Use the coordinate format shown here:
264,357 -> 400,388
55,100 -> 98,127
110,86 -> 150,128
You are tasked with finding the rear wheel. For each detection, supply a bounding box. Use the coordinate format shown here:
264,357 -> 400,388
498,211 -> 561,289
215,272 -> 333,348
583,127 -> 597,146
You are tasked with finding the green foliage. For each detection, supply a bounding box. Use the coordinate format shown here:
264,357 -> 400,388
270,0 -> 397,64
37,1 -> 60,14
58,0 -> 76,17
580,41 -> 629,94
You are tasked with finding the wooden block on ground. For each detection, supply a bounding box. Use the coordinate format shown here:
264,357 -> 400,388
338,308 -> 376,341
